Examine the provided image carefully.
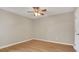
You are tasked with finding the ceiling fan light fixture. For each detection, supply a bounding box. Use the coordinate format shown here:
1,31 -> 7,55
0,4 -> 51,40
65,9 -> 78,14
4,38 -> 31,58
34,12 -> 41,16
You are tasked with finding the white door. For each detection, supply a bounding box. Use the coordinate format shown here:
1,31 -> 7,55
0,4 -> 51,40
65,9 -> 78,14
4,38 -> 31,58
75,8 -> 79,52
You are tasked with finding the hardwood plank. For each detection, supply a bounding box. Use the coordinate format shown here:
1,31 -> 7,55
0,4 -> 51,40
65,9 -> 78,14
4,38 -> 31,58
0,39 -> 76,52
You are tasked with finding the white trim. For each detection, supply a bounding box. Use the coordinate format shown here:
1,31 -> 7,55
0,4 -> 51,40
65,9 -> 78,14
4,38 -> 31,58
73,46 -> 77,52
0,39 -> 32,49
32,38 -> 73,46
0,38 -> 73,49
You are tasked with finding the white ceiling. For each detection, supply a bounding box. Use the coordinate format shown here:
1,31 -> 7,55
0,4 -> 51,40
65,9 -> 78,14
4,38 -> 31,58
0,7 -> 75,19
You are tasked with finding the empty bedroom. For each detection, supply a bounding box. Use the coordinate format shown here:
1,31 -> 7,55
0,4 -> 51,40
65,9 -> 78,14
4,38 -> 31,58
0,7 -> 77,52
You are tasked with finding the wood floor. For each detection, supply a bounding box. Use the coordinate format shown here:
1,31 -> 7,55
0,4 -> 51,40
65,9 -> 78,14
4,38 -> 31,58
0,40 -> 76,52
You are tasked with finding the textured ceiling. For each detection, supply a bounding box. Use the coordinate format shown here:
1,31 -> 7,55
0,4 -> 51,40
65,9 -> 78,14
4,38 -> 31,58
0,7 -> 75,19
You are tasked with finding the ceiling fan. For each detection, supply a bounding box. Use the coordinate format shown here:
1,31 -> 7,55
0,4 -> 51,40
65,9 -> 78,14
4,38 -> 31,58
27,7 -> 47,16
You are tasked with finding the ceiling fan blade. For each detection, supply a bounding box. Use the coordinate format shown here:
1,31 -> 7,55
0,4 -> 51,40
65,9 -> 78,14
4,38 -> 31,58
42,9 -> 47,12
40,13 -> 44,15
33,7 -> 40,9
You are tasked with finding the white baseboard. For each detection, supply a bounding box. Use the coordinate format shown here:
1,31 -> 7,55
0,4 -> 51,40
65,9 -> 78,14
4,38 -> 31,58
0,38 -> 73,49
32,38 -> 73,46
0,39 -> 32,49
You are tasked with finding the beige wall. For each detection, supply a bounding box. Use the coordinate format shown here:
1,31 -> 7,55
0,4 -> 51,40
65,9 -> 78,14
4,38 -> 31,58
0,9 -> 74,47
0,9 -> 32,47
33,12 -> 75,44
